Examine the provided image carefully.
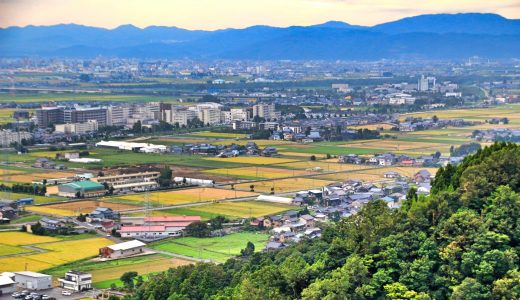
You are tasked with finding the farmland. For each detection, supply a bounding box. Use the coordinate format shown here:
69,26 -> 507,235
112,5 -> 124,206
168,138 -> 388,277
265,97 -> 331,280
0,232 -> 112,272
151,232 -> 269,263
204,166 -> 309,179
228,177 -> 334,193
43,254 -> 191,288
161,201 -> 294,219
110,188 -> 258,206
203,156 -> 297,165
25,200 -> 140,216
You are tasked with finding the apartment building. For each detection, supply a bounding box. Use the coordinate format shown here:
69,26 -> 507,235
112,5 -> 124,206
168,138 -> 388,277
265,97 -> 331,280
253,103 -> 277,120
0,130 -> 32,147
54,120 -> 99,134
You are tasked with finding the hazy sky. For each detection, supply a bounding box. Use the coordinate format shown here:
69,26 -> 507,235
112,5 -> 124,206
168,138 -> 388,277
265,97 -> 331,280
1,0 -> 519,29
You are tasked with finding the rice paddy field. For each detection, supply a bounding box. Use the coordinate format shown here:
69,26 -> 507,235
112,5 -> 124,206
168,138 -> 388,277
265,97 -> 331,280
203,156 -> 297,165
42,253 -> 192,288
25,200 -> 139,216
150,232 -> 269,263
0,232 -> 112,272
161,201 -> 294,219
204,166 -> 309,179
110,188 -> 258,206
227,177 -> 334,193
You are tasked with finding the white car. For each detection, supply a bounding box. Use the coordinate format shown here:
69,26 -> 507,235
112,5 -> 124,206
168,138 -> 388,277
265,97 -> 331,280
61,290 -> 72,296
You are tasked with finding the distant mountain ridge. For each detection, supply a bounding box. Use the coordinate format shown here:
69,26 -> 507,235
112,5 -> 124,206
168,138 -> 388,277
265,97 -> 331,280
0,13 -> 519,59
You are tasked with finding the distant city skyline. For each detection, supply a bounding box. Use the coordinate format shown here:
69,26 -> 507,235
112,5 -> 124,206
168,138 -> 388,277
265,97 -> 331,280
0,0 -> 519,30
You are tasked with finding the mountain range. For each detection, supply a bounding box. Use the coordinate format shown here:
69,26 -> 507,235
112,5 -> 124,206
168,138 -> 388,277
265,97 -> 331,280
0,13 -> 519,60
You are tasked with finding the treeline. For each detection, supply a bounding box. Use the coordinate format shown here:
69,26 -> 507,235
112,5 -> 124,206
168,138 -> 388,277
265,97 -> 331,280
130,142 -> 520,300
1,183 -> 46,196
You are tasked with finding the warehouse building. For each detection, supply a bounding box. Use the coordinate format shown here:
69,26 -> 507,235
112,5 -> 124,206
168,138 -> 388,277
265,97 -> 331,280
14,271 -> 52,291
99,240 -> 146,259
58,181 -> 106,198
0,273 -> 16,295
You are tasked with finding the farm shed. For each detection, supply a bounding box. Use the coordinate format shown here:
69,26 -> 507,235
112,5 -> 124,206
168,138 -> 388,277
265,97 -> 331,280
99,240 -> 146,259
14,271 -> 52,291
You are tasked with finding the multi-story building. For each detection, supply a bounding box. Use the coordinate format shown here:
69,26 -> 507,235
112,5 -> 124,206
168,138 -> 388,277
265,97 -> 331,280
418,75 -> 436,91
54,120 -> 98,134
106,105 -> 134,126
0,130 -> 32,147
63,106 -> 107,126
198,108 -> 221,125
58,270 -> 92,291
253,103 -> 277,120
36,106 -> 64,128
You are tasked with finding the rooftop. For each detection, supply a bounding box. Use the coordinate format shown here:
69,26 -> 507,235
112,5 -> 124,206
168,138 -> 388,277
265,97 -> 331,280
61,181 -> 105,191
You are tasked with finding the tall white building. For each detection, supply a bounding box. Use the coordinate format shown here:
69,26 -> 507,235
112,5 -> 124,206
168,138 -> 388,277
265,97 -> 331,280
0,130 -> 32,147
106,105 -> 134,126
198,108 -> 221,125
253,103 -> 277,120
55,120 -> 99,134
418,75 -> 437,91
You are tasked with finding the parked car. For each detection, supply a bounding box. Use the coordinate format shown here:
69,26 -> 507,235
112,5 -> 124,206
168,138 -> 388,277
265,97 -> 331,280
61,290 -> 72,296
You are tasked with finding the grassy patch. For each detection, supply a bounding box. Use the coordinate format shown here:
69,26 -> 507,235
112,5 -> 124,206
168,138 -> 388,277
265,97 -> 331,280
151,232 -> 269,263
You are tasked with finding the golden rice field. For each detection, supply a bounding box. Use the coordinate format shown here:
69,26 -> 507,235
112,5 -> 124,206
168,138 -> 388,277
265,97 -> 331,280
204,166 -> 309,179
349,123 -> 396,130
26,201 -> 139,217
400,104 -> 520,121
314,172 -> 385,182
278,152 -> 329,158
188,131 -> 247,138
170,201 -> 293,218
343,140 -> 446,151
203,156 -> 297,165
114,188 -> 258,206
228,177 -> 333,193
279,160 -> 376,172
0,232 -> 60,246
9,171 -> 79,183
0,237 -> 113,272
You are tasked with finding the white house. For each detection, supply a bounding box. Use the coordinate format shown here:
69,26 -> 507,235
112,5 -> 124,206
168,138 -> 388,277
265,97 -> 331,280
58,270 -> 92,291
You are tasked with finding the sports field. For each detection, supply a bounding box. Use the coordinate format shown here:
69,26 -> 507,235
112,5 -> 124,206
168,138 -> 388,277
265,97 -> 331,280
162,201 -> 293,219
111,188 -> 258,206
0,232 -> 112,272
26,201 -> 139,216
151,232 -> 269,263
228,177 -> 333,193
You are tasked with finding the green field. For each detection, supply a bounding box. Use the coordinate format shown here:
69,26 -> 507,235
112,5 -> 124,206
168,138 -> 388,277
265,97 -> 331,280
42,254 -> 190,288
151,232 -> 269,263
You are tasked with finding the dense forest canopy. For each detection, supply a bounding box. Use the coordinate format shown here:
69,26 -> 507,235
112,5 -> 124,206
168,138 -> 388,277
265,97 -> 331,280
131,142 -> 520,300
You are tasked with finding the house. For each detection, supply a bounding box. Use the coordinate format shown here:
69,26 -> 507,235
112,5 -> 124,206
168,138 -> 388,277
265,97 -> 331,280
58,270 -> 92,291
14,271 -> 52,290
0,204 -> 17,220
58,181 -> 106,198
264,241 -> 285,252
299,214 -> 315,227
414,170 -> 432,183
384,171 -> 400,178
40,217 -> 65,231
0,273 -> 16,295
99,240 -> 146,259
261,147 -> 278,157
304,228 -> 321,239
89,207 -> 119,220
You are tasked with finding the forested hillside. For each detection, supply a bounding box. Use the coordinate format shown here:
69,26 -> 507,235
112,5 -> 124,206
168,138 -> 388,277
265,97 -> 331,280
131,142 -> 520,300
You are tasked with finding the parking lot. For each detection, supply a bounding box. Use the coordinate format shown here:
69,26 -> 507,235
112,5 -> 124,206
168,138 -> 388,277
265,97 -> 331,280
0,288 -> 99,300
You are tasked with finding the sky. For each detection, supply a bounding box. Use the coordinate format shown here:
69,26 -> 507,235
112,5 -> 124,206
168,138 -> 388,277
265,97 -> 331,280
0,0 -> 519,30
